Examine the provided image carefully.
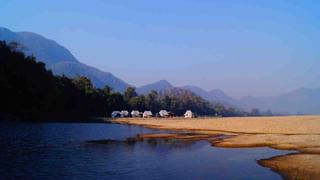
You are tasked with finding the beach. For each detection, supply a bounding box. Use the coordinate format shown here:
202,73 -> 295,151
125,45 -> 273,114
111,115 -> 320,180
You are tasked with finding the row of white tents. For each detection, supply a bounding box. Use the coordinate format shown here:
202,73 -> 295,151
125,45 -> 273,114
111,110 -> 194,119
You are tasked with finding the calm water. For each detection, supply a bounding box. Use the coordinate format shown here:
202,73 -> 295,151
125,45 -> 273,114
0,122 -> 291,179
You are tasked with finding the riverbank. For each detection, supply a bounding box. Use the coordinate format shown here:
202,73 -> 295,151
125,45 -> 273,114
110,115 -> 320,180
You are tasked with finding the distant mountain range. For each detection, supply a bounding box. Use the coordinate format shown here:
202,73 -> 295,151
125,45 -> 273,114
136,80 -> 237,106
1,27 -> 319,114
237,87 -> 320,114
0,27 -> 129,92
137,80 -> 320,114
181,85 -> 237,108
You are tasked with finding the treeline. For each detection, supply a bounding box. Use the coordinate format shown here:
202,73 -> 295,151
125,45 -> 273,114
211,103 -> 274,117
0,41 -> 216,121
0,41 -> 115,120
0,41 -> 272,121
123,87 -> 216,116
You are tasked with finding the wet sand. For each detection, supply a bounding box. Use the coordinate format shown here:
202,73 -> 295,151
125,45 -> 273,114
110,116 -> 320,180
259,154 -> 320,180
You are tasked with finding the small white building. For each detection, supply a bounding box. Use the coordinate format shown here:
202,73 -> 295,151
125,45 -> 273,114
131,110 -> 141,118
159,110 -> 169,118
143,111 -> 153,118
111,111 -> 121,118
184,110 -> 193,118
120,110 -> 129,118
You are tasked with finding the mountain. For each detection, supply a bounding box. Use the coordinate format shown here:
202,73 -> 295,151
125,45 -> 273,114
137,81 -> 237,107
183,86 -> 320,114
181,85 -> 236,106
50,61 -> 129,90
0,27 -> 129,92
137,80 -> 174,94
238,88 -> 320,114
139,80 -> 320,114
0,27 -> 78,66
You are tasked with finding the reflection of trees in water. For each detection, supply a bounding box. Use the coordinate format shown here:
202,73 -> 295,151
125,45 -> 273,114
141,138 -> 196,149
86,133 -> 215,150
131,133 -> 213,150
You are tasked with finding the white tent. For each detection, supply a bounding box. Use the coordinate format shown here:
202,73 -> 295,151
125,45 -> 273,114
111,111 -> 121,118
184,110 -> 193,118
159,110 -> 169,117
120,110 -> 129,118
143,111 -> 153,118
131,110 -> 141,118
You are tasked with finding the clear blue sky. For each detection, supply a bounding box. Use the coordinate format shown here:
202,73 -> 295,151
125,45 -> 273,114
1,0 -> 319,97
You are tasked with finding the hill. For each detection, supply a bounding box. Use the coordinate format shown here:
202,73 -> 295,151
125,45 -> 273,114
238,88 -> 320,114
136,80 -> 174,94
139,81 -> 320,114
0,27 -> 129,92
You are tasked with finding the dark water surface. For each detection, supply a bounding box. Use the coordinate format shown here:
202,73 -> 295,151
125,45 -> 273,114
0,122 -> 291,179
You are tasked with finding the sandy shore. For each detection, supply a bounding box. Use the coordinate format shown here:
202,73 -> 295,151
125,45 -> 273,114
110,116 -> 320,180
259,154 -> 320,180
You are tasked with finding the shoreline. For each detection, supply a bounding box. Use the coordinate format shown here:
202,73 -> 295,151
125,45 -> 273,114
110,116 -> 320,180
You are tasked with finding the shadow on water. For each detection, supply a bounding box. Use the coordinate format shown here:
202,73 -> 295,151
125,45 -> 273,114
86,136 -> 197,150
85,131 -> 224,150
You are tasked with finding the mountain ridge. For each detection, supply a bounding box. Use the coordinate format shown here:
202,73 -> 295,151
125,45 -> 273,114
138,80 -> 320,114
0,27 -> 130,92
136,80 -> 174,94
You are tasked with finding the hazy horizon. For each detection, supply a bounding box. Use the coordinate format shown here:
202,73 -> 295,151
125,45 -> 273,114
1,0 -> 319,98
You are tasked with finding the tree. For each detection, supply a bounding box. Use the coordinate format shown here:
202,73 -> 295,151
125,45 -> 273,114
124,87 -> 137,102
105,92 -> 125,114
72,76 -> 94,94
101,85 -> 112,95
250,108 -> 260,116
146,90 -> 160,112
213,103 -> 226,116
226,107 -> 236,117
129,95 -> 146,111
161,95 -> 172,110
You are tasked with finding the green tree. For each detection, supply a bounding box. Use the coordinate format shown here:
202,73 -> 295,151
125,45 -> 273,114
146,90 -> 160,112
124,87 -> 137,102
213,103 -> 226,116
72,76 -> 94,94
129,95 -> 146,111
161,95 -> 172,110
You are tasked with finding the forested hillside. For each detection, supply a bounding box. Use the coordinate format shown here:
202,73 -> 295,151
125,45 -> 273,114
0,27 -> 129,92
0,41 -> 218,121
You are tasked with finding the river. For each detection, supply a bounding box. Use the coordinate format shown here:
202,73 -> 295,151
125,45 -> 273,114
0,122 -> 292,179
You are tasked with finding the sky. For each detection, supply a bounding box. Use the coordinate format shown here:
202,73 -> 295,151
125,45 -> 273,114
0,0 -> 319,98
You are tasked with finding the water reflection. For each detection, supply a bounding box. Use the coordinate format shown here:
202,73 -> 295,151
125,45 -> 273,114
86,136 -> 197,150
